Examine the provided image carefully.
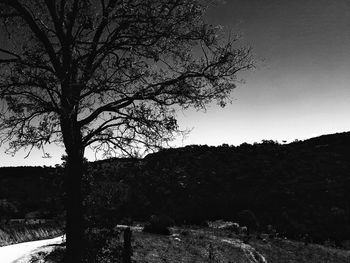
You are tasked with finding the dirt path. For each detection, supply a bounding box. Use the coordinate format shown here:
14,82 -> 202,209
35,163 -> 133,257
0,235 -> 65,263
220,238 -> 267,263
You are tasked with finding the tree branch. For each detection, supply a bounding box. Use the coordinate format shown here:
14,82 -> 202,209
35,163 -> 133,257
44,0 -> 66,44
0,48 -> 21,59
78,97 -> 134,127
2,0 -> 62,76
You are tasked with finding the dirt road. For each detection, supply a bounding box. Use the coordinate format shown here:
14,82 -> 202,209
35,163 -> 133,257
0,235 -> 65,263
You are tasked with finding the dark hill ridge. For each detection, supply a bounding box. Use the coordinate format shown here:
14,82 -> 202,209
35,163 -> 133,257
84,131 -> 350,243
296,131 -> 350,146
1,131 -> 350,244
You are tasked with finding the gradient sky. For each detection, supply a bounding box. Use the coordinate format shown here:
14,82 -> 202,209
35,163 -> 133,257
1,0 -> 350,166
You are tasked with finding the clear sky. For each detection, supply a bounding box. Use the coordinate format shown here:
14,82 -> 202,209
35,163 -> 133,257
1,0 -> 350,166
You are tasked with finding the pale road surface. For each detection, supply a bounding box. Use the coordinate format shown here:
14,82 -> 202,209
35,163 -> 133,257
0,235 -> 65,263
0,226 -> 136,263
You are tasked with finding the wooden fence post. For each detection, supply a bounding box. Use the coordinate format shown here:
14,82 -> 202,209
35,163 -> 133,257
123,227 -> 132,263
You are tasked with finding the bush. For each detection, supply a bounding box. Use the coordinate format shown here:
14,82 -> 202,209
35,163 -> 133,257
0,199 -> 18,218
236,210 -> 260,232
143,215 -> 174,235
84,228 -> 123,263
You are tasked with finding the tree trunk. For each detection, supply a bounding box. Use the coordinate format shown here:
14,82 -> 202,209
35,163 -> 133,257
64,147 -> 85,263
61,109 -> 85,263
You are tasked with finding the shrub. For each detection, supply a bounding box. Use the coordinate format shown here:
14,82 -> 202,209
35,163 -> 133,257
236,210 -> 260,233
143,215 -> 174,235
84,228 -> 123,262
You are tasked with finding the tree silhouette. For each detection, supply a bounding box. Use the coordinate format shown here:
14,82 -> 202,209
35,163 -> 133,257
0,0 -> 253,261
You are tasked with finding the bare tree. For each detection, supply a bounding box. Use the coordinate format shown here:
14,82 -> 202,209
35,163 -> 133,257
0,0 -> 254,262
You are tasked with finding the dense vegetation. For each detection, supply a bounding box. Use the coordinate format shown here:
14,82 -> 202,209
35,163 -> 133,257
1,132 -> 350,246
0,166 -> 63,219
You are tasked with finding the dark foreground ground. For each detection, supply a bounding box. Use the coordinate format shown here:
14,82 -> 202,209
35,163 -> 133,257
29,225 -> 350,263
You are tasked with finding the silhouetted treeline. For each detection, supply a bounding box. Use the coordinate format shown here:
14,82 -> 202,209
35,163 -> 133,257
1,132 -> 350,245
86,132 -> 350,244
0,166 -> 63,218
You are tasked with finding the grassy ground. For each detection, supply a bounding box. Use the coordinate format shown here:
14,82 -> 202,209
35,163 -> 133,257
30,230 -> 259,263
29,226 -> 350,263
30,245 -> 66,263
131,230 -> 260,263
0,222 -> 63,247
251,238 -> 350,263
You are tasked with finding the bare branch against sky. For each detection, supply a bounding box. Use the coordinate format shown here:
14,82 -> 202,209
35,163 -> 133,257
0,0 -> 253,160
1,0 -> 350,166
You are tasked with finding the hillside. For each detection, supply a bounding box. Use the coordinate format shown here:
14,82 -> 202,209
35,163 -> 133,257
87,132 -> 350,245
0,166 -> 63,218
1,131 -> 350,246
